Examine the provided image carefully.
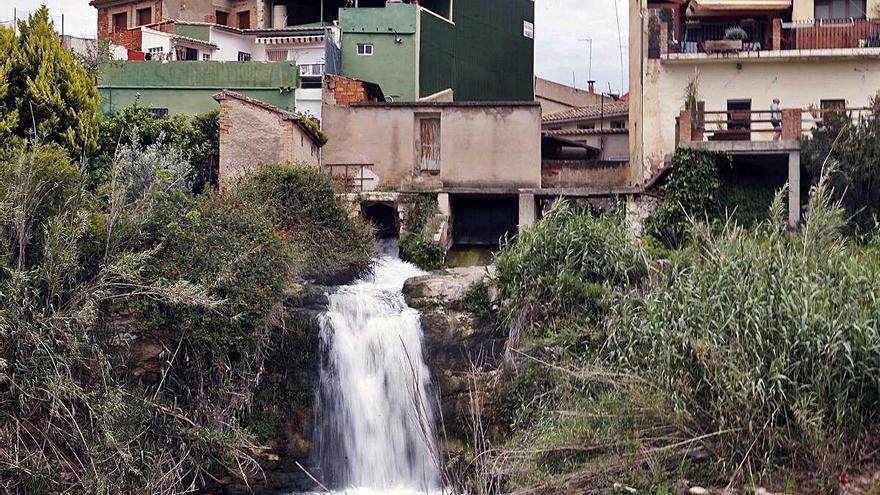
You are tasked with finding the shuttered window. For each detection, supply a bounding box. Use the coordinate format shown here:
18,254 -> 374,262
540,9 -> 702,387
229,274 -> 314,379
417,117 -> 441,172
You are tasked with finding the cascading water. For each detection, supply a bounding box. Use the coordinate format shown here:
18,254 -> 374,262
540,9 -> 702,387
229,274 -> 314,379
309,249 -> 443,495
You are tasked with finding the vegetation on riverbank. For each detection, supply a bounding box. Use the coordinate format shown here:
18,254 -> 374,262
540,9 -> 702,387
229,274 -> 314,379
474,175 -> 880,494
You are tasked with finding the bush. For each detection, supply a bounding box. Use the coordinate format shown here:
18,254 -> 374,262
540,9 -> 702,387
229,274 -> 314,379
607,180 -> 880,483
801,101 -> 880,232
494,201 -> 647,344
646,148 -> 726,249
399,234 -> 446,271
238,163 -> 374,283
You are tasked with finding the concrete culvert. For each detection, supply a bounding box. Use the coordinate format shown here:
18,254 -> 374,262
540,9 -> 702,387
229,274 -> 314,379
362,203 -> 399,239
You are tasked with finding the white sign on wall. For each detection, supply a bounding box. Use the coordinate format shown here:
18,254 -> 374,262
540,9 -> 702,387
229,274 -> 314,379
523,20 -> 534,39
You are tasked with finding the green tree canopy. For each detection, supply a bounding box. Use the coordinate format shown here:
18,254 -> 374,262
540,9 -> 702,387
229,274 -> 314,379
0,5 -> 99,158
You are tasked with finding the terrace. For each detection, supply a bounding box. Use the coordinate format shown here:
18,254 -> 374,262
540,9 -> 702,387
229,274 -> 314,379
648,0 -> 880,59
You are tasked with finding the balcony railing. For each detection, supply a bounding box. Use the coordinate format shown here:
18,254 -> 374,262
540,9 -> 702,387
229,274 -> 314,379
676,106 -> 873,143
651,17 -> 880,58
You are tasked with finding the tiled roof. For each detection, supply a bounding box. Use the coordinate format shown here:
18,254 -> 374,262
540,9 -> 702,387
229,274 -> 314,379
543,128 -> 629,136
542,101 -> 629,123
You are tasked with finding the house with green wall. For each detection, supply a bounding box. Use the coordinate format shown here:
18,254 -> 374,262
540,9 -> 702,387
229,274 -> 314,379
339,0 -> 534,102
97,61 -> 299,115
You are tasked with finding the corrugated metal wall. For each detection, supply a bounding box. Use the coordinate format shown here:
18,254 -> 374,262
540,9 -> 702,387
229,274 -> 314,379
418,11 -> 455,98
452,0 -> 534,101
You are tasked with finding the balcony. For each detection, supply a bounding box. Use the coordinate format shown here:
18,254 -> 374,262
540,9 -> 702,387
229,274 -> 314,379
651,17 -> 880,59
675,106 -> 872,152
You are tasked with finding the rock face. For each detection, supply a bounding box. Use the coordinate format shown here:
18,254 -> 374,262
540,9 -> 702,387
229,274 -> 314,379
403,266 -> 505,451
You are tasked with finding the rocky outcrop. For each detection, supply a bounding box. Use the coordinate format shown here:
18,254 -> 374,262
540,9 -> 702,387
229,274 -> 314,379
403,267 -> 505,451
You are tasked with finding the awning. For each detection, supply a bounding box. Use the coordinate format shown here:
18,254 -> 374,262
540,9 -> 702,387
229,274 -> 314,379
687,0 -> 791,15
256,35 -> 325,45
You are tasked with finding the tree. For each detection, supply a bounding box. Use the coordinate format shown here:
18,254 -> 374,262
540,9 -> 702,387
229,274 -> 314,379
0,27 -> 19,152
0,6 -> 99,159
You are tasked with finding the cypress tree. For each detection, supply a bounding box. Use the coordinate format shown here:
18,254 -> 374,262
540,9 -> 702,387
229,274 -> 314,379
0,27 -> 19,151
2,6 -> 99,158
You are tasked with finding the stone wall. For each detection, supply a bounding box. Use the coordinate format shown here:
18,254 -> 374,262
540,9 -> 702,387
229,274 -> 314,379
216,92 -> 321,187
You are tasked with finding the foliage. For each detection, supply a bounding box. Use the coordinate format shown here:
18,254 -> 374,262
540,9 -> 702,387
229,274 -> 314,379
453,282 -> 494,320
0,6 -> 99,158
607,179 -> 880,485
801,100 -> 880,231
95,104 -> 219,192
399,234 -> 447,271
723,26 -> 749,41
645,148 -> 726,248
683,69 -> 700,111
494,201 -> 647,345
0,137 -> 292,493
238,163 -> 374,283
399,194 -> 448,271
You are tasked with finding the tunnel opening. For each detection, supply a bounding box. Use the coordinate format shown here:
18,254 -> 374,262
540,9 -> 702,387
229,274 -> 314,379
451,195 -> 519,246
718,154 -> 790,228
362,202 -> 399,239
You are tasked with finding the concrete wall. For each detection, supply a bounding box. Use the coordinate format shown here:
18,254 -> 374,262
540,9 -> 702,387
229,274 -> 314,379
535,77 -> 609,115
322,102 -> 542,191
638,57 -> 880,178
793,0 -> 880,19
218,95 -> 319,186
339,5 -> 418,101
209,28 -> 265,61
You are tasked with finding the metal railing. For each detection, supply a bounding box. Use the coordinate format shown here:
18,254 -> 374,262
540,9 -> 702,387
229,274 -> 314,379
783,18 -> 880,49
325,163 -> 375,192
651,17 -> 880,58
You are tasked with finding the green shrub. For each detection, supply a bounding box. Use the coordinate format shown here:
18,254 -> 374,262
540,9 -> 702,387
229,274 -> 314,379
454,282 -> 494,320
645,149 -> 725,249
399,233 -> 446,271
494,201 -> 647,344
607,180 -> 880,482
239,163 -> 374,283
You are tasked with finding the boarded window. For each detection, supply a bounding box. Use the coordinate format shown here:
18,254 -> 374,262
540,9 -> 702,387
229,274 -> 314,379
267,49 -> 289,62
112,12 -> 127,32
238,10 -> 251,28
417,117 -> 441,172
136,7 -> 152,26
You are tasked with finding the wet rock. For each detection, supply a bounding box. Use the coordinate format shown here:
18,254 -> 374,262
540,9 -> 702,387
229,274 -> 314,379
403,266 -> 496,308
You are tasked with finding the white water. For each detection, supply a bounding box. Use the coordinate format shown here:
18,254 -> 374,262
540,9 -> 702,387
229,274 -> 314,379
309,253 -> 443,495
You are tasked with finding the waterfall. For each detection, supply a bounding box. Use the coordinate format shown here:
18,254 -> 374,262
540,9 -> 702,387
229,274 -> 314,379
311,253 -> 443,495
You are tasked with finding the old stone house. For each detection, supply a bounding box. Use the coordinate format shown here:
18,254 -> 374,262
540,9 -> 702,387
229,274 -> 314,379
213,89 -> 325,186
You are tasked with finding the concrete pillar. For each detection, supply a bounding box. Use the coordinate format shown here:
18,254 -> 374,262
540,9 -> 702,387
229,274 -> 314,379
772,18 -> 782,51
788,151 -> 801,229
782,109 -> 801,141
659,23 -> 669,56
437,192 -> 451,217
518,193 -> 537,229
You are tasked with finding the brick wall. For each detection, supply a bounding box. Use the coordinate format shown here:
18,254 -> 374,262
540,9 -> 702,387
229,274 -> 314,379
109,27 -> 143,51
325,75 -> 379,106
218,95 -> 320,187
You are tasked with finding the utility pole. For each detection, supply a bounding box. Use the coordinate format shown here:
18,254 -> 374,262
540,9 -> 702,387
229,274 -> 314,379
578,38 -> 592,82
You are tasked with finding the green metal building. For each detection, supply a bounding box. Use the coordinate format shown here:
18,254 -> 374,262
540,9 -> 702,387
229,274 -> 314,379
97,61 -> 299,115
339,0 -> 534,102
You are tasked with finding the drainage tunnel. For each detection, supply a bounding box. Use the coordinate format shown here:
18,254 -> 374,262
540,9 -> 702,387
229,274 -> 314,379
451,195 -> 518,246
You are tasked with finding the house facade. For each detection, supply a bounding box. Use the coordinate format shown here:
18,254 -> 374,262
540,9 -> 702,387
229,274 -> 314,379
629,0 -> 880,183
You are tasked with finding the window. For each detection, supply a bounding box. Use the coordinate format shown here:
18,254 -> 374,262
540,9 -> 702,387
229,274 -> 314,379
815,0 -> 866,19
147,46 -> 163,61
147,108 -> 168,118
357,43 -> 374,56
112,12 -> 127,32
176,47 -> 199,61
417,116 -> 441,172
136,7 -> 152,26
216,10 -> 228,26
611,120 -> 626,129
237,51 -> 252,61
299,63 -> 324,77
267,49 -> 289,62
577,123 -> 595,130
727,99 -> 752,130
238,10 -> 251,28
821,99 -> 846,110
202,53 -> 211,60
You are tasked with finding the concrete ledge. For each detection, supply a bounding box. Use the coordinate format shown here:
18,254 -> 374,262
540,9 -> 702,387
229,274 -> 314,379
680,140 -> 801,154
662,47 -> 880,64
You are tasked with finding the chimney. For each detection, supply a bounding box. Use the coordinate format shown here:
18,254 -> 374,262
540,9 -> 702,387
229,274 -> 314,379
587,80 -> 595,94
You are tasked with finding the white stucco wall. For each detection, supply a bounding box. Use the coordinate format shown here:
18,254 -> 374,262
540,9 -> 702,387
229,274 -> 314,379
640,56 -> 880,175
141,28 -> 172,55
296,88 -> 323,120
209,28 -> 265,61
